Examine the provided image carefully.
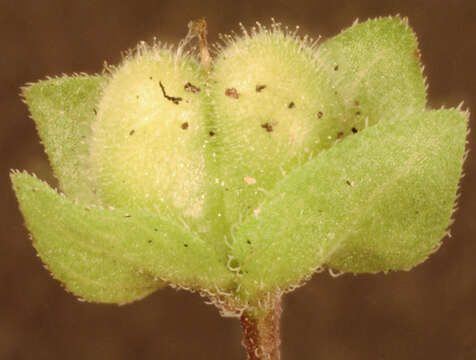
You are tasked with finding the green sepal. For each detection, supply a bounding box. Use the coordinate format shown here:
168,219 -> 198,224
317,17 -> 427,128
22,75 -> 107,204
11,172 -> 234,302
231,109 -> 467,301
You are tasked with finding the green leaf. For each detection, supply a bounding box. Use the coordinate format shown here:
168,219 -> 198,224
23,75 -> 107,204
231,109 -> 467,301
317,17 -> 427,129
11,172 -> 235,302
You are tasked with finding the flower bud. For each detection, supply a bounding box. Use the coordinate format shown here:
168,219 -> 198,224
91,46 -> 213,226
209,27 -> 341,223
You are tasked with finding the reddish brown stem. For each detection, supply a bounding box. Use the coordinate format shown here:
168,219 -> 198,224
188,18 -> 211,72
240,298 -> 282,360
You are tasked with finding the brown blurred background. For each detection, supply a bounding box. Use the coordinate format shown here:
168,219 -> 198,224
1,1 -> 475,359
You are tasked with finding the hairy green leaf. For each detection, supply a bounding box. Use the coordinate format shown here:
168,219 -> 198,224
11,172 -> 234,301
23,75 -> 107,204
317,17 -> 427,129
231,109 -> 467,301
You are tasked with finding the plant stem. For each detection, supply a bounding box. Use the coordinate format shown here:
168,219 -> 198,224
240,296 -> 282,360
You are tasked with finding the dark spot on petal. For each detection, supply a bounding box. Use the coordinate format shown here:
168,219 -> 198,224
334,65 -> 339,71
129,129 -> 135,136
288,101 -> 295,109
184,82 -> 200,93
337,131 -> 344,139
93,108 -> 97,115
154,228 -> 158,232
355,111 -> 361,115
181,122 -> 189,130
317,111 -> 323,119
346,180 -> 351,186
247,240 -> 252,245
261,122 -> 273,132
352,127 -> 358,134
209,130 -> 215,136
148,240 -> 152,244
159,80 -> 182,104
225,87 -> 240,99
149,76 -> 153,80
184,243 -> 189,247
136,95 -> 140,99
256,84 -> 267,92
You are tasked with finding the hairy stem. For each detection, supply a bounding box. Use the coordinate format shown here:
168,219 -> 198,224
240,296 -> 282,360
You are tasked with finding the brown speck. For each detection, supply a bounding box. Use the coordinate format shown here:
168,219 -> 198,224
317,111 -> 323,119
261,122 -> 273,132
93,108 -> 97,115
354,100 -> 360,106
136,95 -> 140,99
184,243 -> 189,247
129,129 -> 135,136
149,76 -> 153,80
209,130 -> 215,137
148,240 -> 152,244
181,122 -> 189,130
352,127 -> 358,134
124,214 -> 131,218
154,228 -> 158,232
288,101 -> 295,109
256,84 -> 267,92
346,180 -> 355,186
159,81 -> 182,104
356,111 -> 361,115
247,240 -> 252,245
184,82 -> 201,93
225,87 -> 240,99
334,65 -> 339,71
337,131 -> 344,139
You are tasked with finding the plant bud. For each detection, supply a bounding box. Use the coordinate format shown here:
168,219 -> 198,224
90,46 -> 214,228
210,27 -> 344,223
